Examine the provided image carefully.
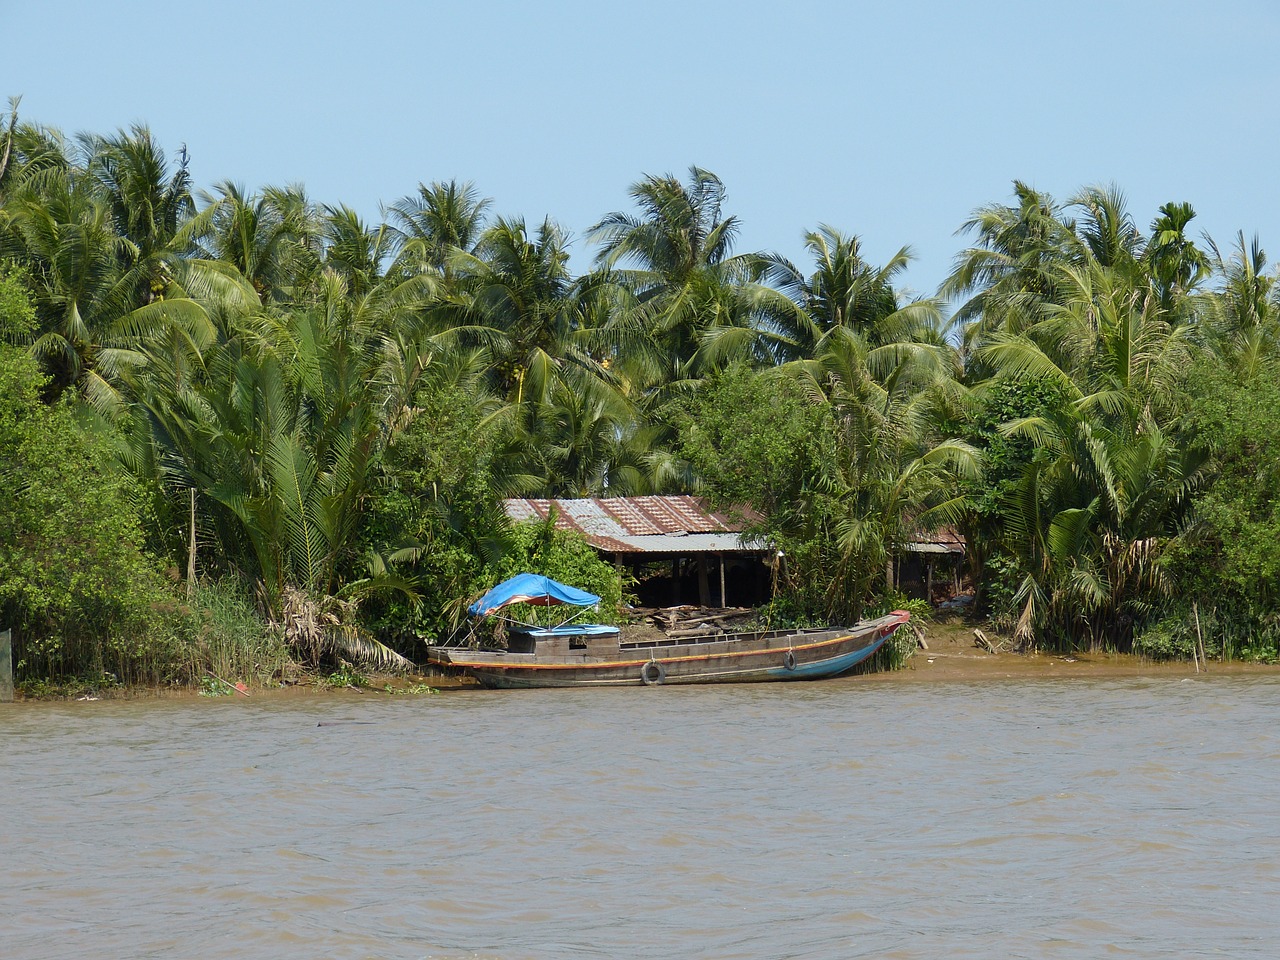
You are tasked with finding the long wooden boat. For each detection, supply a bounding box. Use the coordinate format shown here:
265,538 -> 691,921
426,611 -> 911,689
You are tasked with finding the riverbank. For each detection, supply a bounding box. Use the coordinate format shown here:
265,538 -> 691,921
6,617 -> 1276,702
867,617 -> 1278,683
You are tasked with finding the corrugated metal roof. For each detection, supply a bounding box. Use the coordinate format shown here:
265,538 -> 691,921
503,496 -> 766,555
904,525 -> 966,553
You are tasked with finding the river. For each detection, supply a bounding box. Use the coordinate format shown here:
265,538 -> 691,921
3,675 -> 1279,959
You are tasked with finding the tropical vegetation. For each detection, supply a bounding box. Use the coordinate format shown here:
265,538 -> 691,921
4,99 -> 1280,690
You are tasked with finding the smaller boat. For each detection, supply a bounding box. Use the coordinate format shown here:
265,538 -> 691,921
426,573 -> 910,689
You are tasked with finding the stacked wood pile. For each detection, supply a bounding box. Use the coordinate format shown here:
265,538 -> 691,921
630,604 -> 757,638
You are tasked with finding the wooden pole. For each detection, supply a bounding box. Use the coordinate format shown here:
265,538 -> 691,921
1194,602 -> 1206,672
1,628 -> 13,703
187,488 -> 197,601
718,553 -> 726,608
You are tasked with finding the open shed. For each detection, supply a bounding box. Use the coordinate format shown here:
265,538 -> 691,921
503,496 -> 772,607
895,526 -> 967,601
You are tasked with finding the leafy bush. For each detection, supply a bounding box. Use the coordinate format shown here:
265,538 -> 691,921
862,593 -> 929,672
484,518 -> 631,624
1136,604 -> 1280,664
1167,361 -> 1280,615
0,341 -> 183,686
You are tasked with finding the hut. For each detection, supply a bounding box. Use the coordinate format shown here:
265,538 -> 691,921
894,526 -> 967,602
502,496 -> 771,608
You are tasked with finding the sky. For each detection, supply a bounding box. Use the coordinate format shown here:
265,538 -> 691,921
5,0 -> 1279,301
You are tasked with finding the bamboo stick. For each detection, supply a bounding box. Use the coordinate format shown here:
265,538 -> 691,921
1194,602 -> 1206,673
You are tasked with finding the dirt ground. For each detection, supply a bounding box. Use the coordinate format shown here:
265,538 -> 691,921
865,616 -> 1278,684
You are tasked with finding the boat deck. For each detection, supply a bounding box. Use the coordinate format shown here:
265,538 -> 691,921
618,626 -> 838,651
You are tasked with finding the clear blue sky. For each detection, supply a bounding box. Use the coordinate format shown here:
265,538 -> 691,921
5,0 -> 1278,300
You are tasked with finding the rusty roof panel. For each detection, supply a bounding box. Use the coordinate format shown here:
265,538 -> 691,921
502,496 -> 761,554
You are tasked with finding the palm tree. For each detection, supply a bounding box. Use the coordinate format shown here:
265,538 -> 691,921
442,215 -> 612,402
1068,184 -> 1144,274
1,135 -> 221,414
0,98 -> 70,200
1202,233 -> 1280,378
761,225 -> 949,367
182,181 -> 321,305
972,249 -> 1204,649
81,125 -> 194,297
134,272 -> 430,668
319,203 -> 396,299
943,181 -> 1078,349
385,179 -> 491,278
1144,201 -> 1209,314
773,322 -> 976,619
996,404 -> 1206,649
589,167 -> 786,387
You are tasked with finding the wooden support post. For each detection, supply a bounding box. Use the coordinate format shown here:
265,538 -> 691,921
718,553 -> 726,608
187,488 -> 197,601
1,628 -> 13,703
697,556 -> 710,607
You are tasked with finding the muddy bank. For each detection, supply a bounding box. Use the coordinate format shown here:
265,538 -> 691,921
866,618 -> 1279,684
8,618 -> 1276,702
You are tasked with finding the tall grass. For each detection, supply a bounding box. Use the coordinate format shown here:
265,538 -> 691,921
179,581 -> 293,686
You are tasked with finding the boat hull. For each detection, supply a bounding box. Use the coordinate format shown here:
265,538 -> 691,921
427,611 -> 910,689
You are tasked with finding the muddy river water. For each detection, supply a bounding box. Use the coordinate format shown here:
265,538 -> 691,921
3,675 -> 1279,958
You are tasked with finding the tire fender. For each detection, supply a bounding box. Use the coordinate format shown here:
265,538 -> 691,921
640,660 -> 666,685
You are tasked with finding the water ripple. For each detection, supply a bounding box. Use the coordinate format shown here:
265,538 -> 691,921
3,676 -> 1280,958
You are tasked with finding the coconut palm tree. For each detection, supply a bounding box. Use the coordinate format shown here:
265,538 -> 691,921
589,167 -> 788,387
81,124 -> 194,299
996,404 -> 1206,649
770,320 -> 977,619
943,181 -> 1078,350
182,181 -> 321,305
0,124 -> 238,415
971,248 -> 1205,649
760,225 -> 951,373
0,99 -> 70,200
385,179 -> 491,278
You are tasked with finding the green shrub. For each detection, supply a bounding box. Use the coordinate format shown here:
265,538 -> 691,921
861,592 -> 928,672
0,344 -> 181,686
1136,604 -> 1280,664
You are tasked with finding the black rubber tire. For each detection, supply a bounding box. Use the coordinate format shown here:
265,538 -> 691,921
640,660 -> 666,685
783,650 -> 798,671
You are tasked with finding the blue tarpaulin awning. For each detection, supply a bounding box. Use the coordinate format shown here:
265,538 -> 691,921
467,573 -> 601,618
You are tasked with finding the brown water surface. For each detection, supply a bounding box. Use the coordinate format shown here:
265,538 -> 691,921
3,676 -> 1279,958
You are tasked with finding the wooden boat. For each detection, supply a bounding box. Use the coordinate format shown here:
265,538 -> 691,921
426,573 -> 911,689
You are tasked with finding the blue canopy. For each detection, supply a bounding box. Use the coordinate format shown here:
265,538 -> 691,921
467,573 -> 601,618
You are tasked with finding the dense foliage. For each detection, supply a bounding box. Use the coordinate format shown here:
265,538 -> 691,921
4,101 -> 1280,685
0,293 -> 175,684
